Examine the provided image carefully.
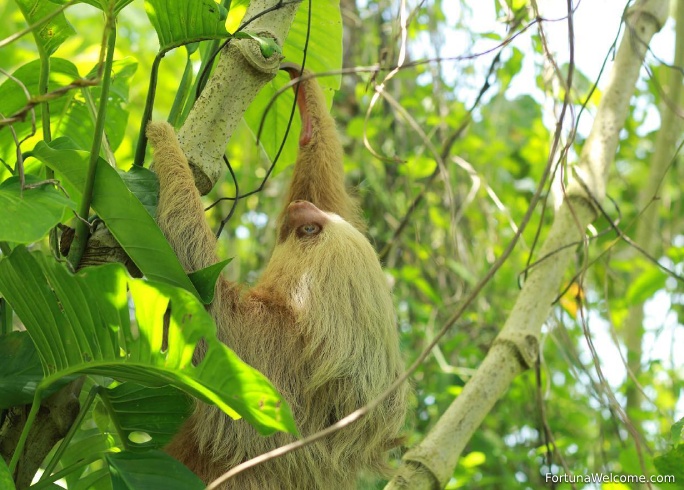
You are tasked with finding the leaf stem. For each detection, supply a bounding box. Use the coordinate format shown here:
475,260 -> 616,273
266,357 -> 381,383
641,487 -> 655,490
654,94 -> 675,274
167,54 -> 194,127
9,388 -> 43,473
67,23 -> 117,268
37,45 -> 52,146
37,43 -> 62,253
133,51 -> 164,166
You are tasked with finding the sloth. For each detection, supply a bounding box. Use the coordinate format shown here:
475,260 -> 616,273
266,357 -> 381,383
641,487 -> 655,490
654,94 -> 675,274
147,65 -> 408,489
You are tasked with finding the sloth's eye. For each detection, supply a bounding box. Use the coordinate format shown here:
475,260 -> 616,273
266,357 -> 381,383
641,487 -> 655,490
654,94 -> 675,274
298,223 -> 321,236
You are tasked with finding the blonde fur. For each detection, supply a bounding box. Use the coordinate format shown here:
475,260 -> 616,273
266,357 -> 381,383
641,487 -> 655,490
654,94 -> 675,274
148,71 -> 408,489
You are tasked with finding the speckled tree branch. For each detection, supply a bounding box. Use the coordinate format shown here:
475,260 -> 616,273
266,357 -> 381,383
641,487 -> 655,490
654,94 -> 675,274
178,0 -> 300,194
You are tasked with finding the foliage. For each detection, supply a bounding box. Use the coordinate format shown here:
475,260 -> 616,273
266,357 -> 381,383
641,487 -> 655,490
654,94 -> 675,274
1,0 -> 683,489
0,0 -> 340,487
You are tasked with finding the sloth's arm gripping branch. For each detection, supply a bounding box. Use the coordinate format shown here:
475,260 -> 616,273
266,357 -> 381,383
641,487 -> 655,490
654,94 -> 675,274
280,65 -> 365,232
147,121 -> 221,273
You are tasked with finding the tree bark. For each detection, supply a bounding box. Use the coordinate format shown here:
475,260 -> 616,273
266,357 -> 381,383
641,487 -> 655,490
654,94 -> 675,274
178,0 -> 300,194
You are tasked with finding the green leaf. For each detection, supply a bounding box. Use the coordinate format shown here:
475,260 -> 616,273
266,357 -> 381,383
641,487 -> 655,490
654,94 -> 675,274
58,58 -> 138,153
99,383 -> 192,451
188,259 -> 232,304
144,0 -> 229,52
31,139 -> 199,296
625,266 -> 667,305
0,456 -> 15,490
0,175 -> 76,244
672,418 -> 684,445
0,331 -> 43,408
0,247 -> 297,436
118,165 -> 159,217
0,58 -> 80,164
283,0 -> 342,78
0,331 -> 78,408
59,427 -> 117,489
106,450 -> 204,490
49,0 -> 134,16
74,468 -> 112,490
0,59 -> 79,117
15,0 -> 76,55
654,445 -> 684,485
225,0 -> 249,33
399,156 -> 437,179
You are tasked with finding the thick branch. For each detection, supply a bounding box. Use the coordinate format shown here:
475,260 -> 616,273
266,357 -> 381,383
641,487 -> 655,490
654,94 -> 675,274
178,0 -> 300,194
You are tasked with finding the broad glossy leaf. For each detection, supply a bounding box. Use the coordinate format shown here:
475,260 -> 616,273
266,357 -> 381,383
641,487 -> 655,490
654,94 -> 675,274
672,419 -> 684,445
49,0 -> 134,16
0,248 -> 297,435
58,58 -> 138,153
283,0 -> 342,80
31,139 -> 199,296
0,175 -> 76,243
625,265 -> 667,305
225,0 -> 249,33
99,383 -> 192,451
0,331 -> 43,408
400,156 -> 437,179
0,58 -> 79,164
0,456 -> 15,490
0,330 -> 78,408
118,165 -> 159,217
654,445 -> 684,485
106,450 -> 204,490
15,0 -> 75,55
59,427 -> 118,489
188,259 -> 232,304
144,0 -> 229,52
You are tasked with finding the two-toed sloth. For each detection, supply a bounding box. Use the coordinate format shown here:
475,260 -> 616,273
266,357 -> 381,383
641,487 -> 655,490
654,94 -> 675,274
146,65 -> 408,489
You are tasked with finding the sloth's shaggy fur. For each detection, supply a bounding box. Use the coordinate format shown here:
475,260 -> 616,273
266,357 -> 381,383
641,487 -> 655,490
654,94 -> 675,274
147,71 -> 408,489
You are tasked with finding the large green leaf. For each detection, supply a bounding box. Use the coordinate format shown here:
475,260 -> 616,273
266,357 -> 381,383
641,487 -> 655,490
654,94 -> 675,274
0,59 -> 79,117
0,56 -> 135,164
99,383 -> 192,451
0,58 -> 80,165
15,0 -> 76,55
57,58 -> 138,153
625,264 -> 667,306
0,247 -> 297,436
242,0 -> 342,172
144,0 -> 230,52
0,331 -> 43,408
118,165 -> 158,218
0,175 -> 76,243
654,445 -> 684,487
31,139 -> 199,296
225,0 -> 250,33
0,331 -> 75,408
105,451 -> 204,490
282,0 -> 343,79
0,456 -> 15,490
49,0 -> 134,16
59,427 -> 117,490
188,259 -> 232,304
